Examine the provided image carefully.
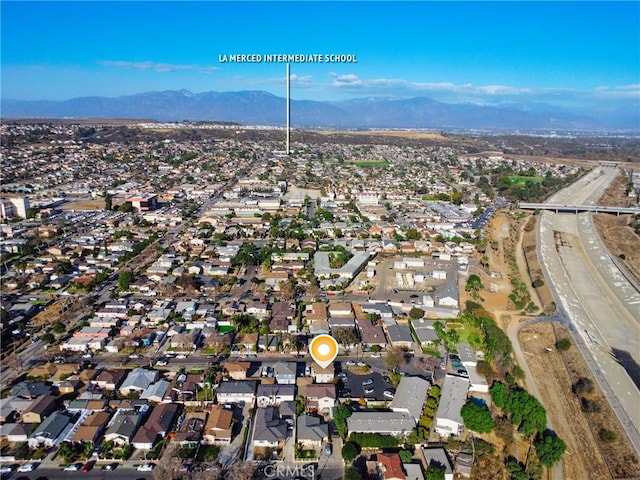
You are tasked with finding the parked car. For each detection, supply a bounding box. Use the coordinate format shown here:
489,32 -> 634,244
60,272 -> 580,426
345,360 -> 356,366
0,465 -> 13,474
364,387 -> 375,395
357,361 -> 368,367
101,463 -> 117,471
324,444 -> 332,456
137,464 -> 154,472
81,461 -> 94,473
63,463 -> 82,471
128,354 -> 139,359
362,378 -> 374,386
370,353 -> 381,358
383,388 -> 396,399
17,464 -> 37,473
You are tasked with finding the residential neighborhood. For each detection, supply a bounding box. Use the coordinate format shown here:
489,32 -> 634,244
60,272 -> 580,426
0,122 -> 597,479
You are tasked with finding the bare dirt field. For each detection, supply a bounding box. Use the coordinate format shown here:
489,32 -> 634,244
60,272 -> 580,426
59,199 -> 105,210
594,171 -> 640,282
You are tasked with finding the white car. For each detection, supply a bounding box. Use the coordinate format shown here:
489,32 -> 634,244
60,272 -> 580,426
0,466 -> 13,474
128,354 -> 139,359
64,463 -> 82,471
137,463 -> 154,472
17,463 -> 36,472
345,360 -> 356,366
370,353 -> 381,358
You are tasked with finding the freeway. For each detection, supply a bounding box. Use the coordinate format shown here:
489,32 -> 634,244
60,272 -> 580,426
537,165 -> 640,454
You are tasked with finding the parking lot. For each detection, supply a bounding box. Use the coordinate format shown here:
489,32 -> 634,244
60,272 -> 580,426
339,370 -> 394,402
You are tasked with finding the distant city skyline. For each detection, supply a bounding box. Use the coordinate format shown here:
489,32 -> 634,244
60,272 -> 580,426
1,1 -> 638,116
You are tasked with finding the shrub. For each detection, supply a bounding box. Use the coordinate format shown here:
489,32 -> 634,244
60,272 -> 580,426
572,377 -> 594,395
599,428 -> 618,443
555,338 -> 572,351
580,397 -> 601,413
532,278 -> 544,288
341,442 -> 361,463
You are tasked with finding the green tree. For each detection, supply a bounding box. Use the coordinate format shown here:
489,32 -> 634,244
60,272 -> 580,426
504,388 -> 547,437
104,193 -> 113,211
41,333 -> 55,344
341,442 -> 361,463
490,381 -> 508,409
52,321 -> 66,335
118,270 -> 134,292
343,466 -> 363,480
399,450 -> 413,463
555,338 -> 571,351
334,404 -> 352,439
425,464 -> 445,480
118,202 -> 133,213
535,432 -> 566,468
385,346 -> 405,373
409,307 -> 425,319
465,274 -> 484,292
461,401 -> 495,433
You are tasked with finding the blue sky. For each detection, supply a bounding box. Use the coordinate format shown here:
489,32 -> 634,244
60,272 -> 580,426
2,1 -> 639,112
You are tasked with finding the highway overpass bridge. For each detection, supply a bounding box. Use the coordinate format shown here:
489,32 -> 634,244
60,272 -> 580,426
518,203 -> 640,215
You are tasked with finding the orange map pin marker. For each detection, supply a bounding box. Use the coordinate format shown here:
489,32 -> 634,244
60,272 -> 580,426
309,334 -> 338,369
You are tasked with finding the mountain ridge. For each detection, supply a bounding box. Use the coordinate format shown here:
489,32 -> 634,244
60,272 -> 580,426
2,89 -> 636,131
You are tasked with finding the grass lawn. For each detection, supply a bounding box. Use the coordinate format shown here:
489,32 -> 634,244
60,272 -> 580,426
504,175 -> 543,186
350,160 -> 389,167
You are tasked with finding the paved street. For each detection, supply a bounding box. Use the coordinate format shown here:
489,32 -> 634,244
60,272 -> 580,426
537,166 -> 640,454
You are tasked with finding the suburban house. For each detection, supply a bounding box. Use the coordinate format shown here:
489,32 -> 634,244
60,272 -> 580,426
273,362 -> 297,385
310,362 -> 335,384
305,384 -> 337,418
434,375 -> 469,437
92,369 -> 128,391
356,317 -> 387,350
216,381 -> 257,405
411,319 -> 440,346
28,410 -> 75,448
224,362 -> 252,380
253,406 -> 289,448
456,342 -> 488,394
103,408 -> 146,446
296,414 -> 329,448
389,376 -> 430,423
201,405 -> 233,445
72,411 -> 111,445
347,411 -> 415,437
421,447 -> 454,480
270,301 -> 295,333
174,411 -> 207,447
377,452 -> 406,480
10,381 -> 57,399
119,368 -> 161,396
385,323 -> 415,349
132,402 -> 181,450
246,301 -> 270,320
21,394 -> 58,424
256,384 -> 296,408
140,378 -> 171,403
305,302 -> 330,336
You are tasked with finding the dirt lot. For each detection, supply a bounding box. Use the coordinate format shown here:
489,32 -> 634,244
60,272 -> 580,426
593,171 -> 640,283
59,199 -> 105,210
519,323 -> 640,479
